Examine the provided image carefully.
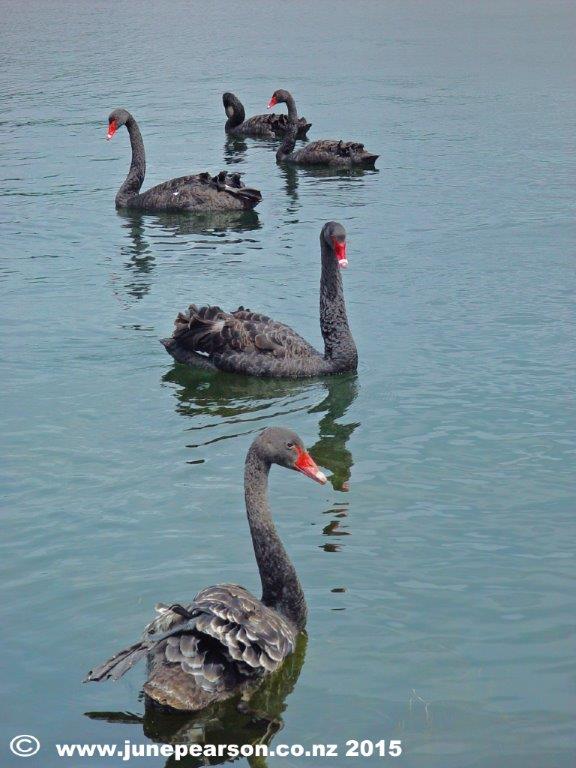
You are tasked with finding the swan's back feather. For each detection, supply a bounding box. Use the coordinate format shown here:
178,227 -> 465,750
128,171 -> 262,212
290,139 -> 378,167
169,304 -> 325,378
231,113 -> 311,138
85,584 -> 298,711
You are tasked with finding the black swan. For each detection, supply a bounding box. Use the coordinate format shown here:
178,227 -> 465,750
85,427 -> 325,711
223,92 -> 311,139
106,108 -> 262,212
268,90 -> 378,167
162,221 -> 358,378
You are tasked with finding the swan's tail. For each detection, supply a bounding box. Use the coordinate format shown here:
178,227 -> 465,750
161,336 -> 218,370
361,152 -> 379,165
233,186 -> 262,207
214,171 -> 262,208
85,603 -> 199,683
352,144 -> 378,165
84,641 -> 150,682
168,305 -> 228,357
339,141 -> 378,166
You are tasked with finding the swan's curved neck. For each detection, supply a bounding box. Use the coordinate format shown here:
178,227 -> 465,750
284,94 -> 298,122
225,98 -> 245,130
244,447 -> 307,630
276,95 -> 298,162
116,116 -> 146,208
320,239 -> 358,370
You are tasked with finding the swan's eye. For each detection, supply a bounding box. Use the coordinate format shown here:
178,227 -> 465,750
286,441 -> 295,449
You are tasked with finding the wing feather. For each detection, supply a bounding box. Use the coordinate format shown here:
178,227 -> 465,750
147,584 -> 296,695
137,171 -> 261,210
172,304 -> 319,362
87,584 -> 298,710
238,113 -> 311,138
291,139 -> 379,166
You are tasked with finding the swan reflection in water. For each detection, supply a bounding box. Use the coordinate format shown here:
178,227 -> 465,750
223,136 -> 250,165
114,210 -> 261,302
86,635 -> 306,768
162,366 -> 359,491
280,162 -> 378,207
116,210 -> 155,302
224,134 -> 308,167
308,374 -> 359,492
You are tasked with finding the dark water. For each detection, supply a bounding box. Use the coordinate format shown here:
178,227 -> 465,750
1,1 -> 575,766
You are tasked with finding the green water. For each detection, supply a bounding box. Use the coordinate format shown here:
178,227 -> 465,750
1,1 -> 575,766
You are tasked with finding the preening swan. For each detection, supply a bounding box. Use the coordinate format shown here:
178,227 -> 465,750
223,91 -> 311,138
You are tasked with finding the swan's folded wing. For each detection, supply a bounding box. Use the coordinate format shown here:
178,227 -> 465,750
139,171 -> 261,210
142,602 -> 197,637
172,304 -> 318,360
309,139 -> 363,156
297,139 -> 378,164
86,585 -> 296,696
237,114 -> 277,137
192,584 -> 297,672
146,584 -> 296,696
242,113 -> 311,137
265,113 -> 311,134
230,308 -> 318,359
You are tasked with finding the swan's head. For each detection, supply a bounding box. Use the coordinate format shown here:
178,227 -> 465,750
267,89 -> 292,109
256,427 -> 327,485
222,92 -> 241,118
107,108 -> 131,140
322,221 -> 348,269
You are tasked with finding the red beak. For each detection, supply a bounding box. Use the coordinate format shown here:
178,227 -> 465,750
106,120 -> 117,140
267,95 -> 278,109
333,238 -> 348,268
294,447 -> 327,485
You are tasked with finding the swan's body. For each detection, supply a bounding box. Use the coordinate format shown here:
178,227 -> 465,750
85,428 -> 326,712
107,108 -> 262,213
279,138 -> 378,167
162,222 -> 357,379
223,92 -> 311,139
86,634 -> 308,751
268,90 -> 378,167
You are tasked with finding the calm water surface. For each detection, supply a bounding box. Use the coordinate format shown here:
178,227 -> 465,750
1,1 -> 575,766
